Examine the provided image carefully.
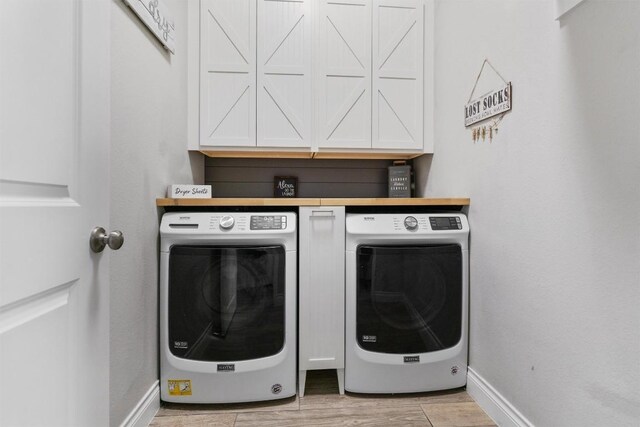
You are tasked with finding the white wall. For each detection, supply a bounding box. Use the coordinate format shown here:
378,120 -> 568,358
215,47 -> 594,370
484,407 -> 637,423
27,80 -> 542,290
416,0 -> 640,425
110,1 -> 203,425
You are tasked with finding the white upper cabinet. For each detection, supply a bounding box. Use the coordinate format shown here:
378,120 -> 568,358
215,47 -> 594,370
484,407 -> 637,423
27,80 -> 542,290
200,0 -> 256,147
194,0 -> 431,155
316,0 -> 372,149
257,0 -> 312,148
372,0 -> 424,150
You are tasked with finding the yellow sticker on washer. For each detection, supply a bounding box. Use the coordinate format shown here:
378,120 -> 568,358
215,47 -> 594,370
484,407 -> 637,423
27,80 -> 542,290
168,379 -> 192,396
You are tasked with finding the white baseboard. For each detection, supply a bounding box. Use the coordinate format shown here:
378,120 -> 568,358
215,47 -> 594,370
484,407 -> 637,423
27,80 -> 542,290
120,380 -> 160,427
467,368 -> 534,427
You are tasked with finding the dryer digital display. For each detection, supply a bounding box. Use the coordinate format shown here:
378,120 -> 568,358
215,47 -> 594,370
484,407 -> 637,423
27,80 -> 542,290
429,216 -> 462,230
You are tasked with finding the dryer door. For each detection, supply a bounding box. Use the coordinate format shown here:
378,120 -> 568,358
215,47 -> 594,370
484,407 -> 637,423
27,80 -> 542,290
356,244 -> 462,354
168,245 -> 286,361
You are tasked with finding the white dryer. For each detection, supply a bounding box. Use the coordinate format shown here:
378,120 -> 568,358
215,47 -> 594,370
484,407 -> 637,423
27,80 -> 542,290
345,213 -> 469,393
160,212 -> 297,403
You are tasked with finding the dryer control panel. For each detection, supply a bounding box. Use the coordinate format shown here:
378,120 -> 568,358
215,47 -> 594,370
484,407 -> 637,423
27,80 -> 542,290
345,213 -> 469,252
346,213 -> 468,235
429,216 -> 463,230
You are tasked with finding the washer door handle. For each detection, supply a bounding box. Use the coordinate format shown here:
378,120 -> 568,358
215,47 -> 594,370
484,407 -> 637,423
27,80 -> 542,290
90,227 -> 125,253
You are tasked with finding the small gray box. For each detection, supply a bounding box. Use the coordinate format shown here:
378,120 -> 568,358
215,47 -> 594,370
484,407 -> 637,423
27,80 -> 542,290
388,165 -> 411,198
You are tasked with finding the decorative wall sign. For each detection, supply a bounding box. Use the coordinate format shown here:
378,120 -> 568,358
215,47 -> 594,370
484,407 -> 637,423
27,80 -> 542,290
124,0 -> 176,53
274,177 -> 297,198
465,59 -> 512,143
464,83 -> 512,127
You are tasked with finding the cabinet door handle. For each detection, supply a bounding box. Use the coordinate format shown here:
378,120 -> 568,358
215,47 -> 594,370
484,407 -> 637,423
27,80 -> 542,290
310,210 -> 335,219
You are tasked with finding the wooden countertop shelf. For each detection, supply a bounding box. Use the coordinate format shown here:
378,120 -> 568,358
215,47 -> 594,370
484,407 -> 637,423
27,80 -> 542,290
156,198 -> 470,207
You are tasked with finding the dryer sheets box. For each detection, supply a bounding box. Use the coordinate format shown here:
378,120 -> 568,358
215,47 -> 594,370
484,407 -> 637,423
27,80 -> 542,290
168,185 -> 212,198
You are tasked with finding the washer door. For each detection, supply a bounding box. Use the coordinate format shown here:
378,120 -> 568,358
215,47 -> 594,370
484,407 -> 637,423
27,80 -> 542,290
356,244 -> 462,354
168,245 -> 286,361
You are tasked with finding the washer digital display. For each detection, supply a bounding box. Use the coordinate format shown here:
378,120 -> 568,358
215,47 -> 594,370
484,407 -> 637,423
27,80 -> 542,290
250,215 -> 287,230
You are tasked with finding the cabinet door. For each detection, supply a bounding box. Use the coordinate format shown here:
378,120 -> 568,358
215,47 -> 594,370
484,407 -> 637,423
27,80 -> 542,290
257,0 -> 312,148
200,0 -> 256,147
372,0 -> 424,150
316,0 -> 372,149
298,207 -> 346,371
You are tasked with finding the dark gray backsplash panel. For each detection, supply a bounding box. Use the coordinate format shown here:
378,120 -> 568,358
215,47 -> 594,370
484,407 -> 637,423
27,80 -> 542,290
205,157 -> 403,198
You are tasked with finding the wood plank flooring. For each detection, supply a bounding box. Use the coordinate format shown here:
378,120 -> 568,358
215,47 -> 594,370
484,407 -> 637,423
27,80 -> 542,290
152,370 -> 496,427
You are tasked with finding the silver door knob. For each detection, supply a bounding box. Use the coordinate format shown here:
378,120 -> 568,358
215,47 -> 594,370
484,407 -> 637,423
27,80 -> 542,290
90,227 -> 125,253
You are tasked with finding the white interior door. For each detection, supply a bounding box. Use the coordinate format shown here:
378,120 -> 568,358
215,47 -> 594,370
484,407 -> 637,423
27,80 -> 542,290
0,1 -> 110,426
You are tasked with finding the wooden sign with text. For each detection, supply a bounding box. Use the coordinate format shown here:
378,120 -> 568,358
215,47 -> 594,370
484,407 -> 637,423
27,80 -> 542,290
464,83 -> 512,127
274,177 -> 297,198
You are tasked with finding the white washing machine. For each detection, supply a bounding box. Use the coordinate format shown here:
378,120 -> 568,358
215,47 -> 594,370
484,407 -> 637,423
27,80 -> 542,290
345,213 -> 469,393
160,212 -> 297,403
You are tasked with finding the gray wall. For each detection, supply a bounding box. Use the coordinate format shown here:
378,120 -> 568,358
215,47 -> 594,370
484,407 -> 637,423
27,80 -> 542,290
110,1 -> 201,425
205,157 -> 405,198
416,0 -> 640,425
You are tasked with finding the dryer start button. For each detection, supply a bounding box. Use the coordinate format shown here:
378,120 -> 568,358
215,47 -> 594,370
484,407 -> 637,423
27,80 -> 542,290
219,215 -> 235,230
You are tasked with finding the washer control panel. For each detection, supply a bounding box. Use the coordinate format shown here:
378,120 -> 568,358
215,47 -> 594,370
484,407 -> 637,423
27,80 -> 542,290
250,215 -> 288,230
161,212 -> 296,235
429,216 -> 462,230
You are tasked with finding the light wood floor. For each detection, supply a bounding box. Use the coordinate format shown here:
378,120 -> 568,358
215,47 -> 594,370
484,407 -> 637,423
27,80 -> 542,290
151,370 -> 496,427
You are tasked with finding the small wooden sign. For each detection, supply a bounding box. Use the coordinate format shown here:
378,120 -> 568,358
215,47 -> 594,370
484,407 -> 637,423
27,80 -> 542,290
274,177 -> 297,198
388,164 -> 411,198
464,83 -> 512,127
168,185 -> 211,198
